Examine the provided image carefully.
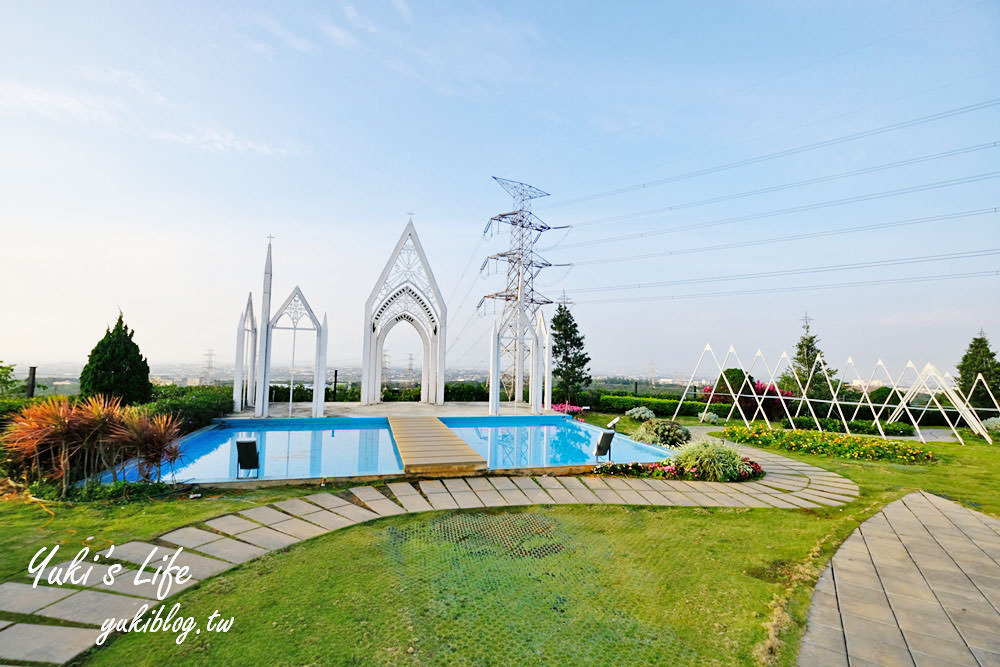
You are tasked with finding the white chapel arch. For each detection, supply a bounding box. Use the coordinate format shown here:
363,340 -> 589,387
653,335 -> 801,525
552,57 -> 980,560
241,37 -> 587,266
361,221 -> 446,405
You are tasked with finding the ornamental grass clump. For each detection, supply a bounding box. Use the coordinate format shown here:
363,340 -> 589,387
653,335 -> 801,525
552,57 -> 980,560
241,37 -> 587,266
625,406 -> 656,422
723,423 -> 935,463
632,419 -> 691,448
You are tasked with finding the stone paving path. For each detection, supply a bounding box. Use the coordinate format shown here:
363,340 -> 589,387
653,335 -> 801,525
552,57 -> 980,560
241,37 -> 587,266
0,445 -> 865,664
799,492 -> 1000,667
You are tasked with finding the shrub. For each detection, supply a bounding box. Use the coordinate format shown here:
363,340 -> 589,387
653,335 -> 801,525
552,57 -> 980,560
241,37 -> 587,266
781,416 -> 915,436
144,386 -> 232,432
29,479 -> 172,502
699,411 -> 720,425
79,313 -> 152,405
0,397 -> 41,428
724,423 -> 934,463
983,416 -> 1000,433
597,395 -> 733,418
444,381 -> 489,401
593,443 -> 764,483
631,419 -> 691,448
625,406 -> 655,422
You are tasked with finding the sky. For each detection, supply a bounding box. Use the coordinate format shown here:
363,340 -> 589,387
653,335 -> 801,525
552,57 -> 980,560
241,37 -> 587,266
1,0 -> 998,379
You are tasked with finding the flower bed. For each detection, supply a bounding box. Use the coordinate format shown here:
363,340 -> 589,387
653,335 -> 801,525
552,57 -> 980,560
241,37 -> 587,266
551,404 -> 584,415
723,423 -> 935,463
594,441 -> 764,483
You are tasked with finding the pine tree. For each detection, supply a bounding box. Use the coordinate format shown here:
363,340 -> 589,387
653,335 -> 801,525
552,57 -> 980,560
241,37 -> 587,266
79,313 -> 152,405
956,331 -> 1000,410
550,303 -> 591,405
778,314 -> 838,399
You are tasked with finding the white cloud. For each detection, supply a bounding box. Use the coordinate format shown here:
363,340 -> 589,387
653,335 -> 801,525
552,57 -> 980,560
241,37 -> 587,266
151,126 -> 293,156
254,15 -> 315,52
320,22 -> 360,50
344,4 -> 378,33
76,66 -> 173,106
0,79 -> 122,124
391,0 -> 413,24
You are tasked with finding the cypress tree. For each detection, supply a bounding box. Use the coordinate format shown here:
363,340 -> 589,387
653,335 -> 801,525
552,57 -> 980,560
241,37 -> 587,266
79,313 -> 152,405
778,315 -> 838,399
956,331 -> 1000,410
550,304 -> 592,404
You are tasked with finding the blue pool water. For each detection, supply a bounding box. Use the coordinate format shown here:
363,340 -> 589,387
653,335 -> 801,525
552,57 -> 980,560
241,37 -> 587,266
107,418 -> 403,484
442,416 -> 667,469
104,416 -> 667,484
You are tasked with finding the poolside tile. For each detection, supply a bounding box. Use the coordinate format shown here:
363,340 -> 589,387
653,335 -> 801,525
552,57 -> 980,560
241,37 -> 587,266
387,482 -> 420,496
273,498 -> 323,517
303,492 -> 351,509
661,491 -> 698,505
465,477 -> 494,492
426,491 -> 459,510
300,510 -> 356,531
332,503 -> 381,524
520,487 -> 555,504
0,581 -> 74,614
37,589 -> 156,626
443,479 -> 472,493
238,526 -> 301,550
512,476 -> 540,491
614,488 -> 651,505
0,623 -> 102,664
392,492 -> 434,513
161,526 -> 223,549
240,506 -> 294,525
475,489 -> 509,507
638,490 -> 672,505
192,537 -> 268,564
419,480 -> 447,495
489,477 -> 517,491
497,488 -> 532,505
593,489 -> 625,504
362,498 -> 407,516
451,491 -> 485,508
205,514 -> 259,535
540,487 -> 577,504
533,476 -> 565,490
350,486 -> 388,502
271,518 -> 329,539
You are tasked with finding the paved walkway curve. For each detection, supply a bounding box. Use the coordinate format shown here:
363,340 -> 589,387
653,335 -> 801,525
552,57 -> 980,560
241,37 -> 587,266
799,492 -> 1000,666
0,445 -> 860,664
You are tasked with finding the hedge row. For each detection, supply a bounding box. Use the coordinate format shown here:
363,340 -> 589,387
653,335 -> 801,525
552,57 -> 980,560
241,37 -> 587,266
597,395 -> 733,418
781,416 -> 915,436
145,385 -> 232,433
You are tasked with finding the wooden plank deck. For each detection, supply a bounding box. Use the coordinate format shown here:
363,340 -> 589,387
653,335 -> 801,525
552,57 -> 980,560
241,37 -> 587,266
388,417 -> 487,475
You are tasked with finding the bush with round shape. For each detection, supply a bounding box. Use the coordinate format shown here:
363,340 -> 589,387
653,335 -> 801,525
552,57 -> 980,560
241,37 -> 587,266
671,440 -> 744,482
983,416 -> 1000,434
625,406 -> 656,422
699,411 -> 720,425
631,419 -> 691,448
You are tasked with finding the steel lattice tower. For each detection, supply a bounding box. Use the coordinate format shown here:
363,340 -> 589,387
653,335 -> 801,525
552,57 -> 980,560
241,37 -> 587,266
480,177 -> 565,401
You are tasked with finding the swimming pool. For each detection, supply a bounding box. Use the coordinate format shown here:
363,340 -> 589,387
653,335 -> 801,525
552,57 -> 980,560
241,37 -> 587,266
104,415 -> 667,484
441,416 -> 668,470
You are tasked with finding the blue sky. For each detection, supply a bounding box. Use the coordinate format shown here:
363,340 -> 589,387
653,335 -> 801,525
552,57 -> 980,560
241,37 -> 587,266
1,1 -> 998,377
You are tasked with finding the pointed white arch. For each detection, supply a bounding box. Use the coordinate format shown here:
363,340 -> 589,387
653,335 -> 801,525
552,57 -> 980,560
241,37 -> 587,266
361,221 -> 447,404
233,293 -> 257,412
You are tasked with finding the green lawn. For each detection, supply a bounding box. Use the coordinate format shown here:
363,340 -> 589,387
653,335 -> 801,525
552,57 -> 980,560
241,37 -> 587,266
0,416 -> 995,665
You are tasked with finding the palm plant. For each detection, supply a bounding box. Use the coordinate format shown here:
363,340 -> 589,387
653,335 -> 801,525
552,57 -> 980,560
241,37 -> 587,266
108,409 -> 182,482
2,398 -> 87,497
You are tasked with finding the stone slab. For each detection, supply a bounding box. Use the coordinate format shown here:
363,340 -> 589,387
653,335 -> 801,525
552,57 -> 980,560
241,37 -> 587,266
273,497 -> 322,516
193,537 -> 269,563
0,623 -> 102,664
394,492 -> 434,512
331,503 -> 380,523
300,510 -> 356,531
37,588 -> 155,625
161,526 -> 223,549
204,514 -> 260,535
271,517 -> 328,539
0,581 -> 74,614
238,526 -> 301,550
240,506 -> 293,525
304,492 -> 351,509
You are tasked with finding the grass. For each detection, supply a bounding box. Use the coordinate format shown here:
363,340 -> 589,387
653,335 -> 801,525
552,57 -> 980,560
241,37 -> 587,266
0,414 -> 996,665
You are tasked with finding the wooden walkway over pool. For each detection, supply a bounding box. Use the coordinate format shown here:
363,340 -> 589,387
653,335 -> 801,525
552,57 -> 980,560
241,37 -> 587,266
388,416 -> 487,475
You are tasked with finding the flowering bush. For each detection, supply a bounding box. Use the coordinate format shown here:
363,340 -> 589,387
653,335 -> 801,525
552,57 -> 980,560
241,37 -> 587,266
723,423 -> 935,463
593,443 -> 764,483
631,419 -> 691,447
552,404 -> 584,415
625,406 -> 656,422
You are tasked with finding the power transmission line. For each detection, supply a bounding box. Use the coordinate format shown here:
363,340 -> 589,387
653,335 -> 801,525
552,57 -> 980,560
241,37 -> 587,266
548,171 -> 1000,251
569,248 -> 1000,294
572,270 -> 1000,304
558,141 -> 998,232
561,208 -> 998,267
541,98 -> 1000,210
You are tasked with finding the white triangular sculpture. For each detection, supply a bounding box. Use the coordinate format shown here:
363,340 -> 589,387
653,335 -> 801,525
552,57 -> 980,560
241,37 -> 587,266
489,322 -> 501,415
361,221 -> 447,405
233,293 -> 257,412
249,240 -> 328,418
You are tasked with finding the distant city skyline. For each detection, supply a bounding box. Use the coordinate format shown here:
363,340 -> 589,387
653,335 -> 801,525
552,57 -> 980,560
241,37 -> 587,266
3,1 -> 998,379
